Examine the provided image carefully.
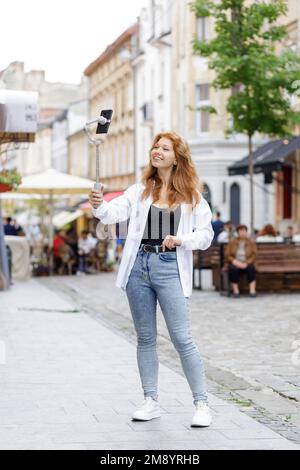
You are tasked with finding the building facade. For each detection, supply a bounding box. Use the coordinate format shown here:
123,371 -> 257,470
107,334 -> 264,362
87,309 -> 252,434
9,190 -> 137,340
170,0 -> 272,229
84,25 -> 138,192
274,0 -> 300,231
0,61 -> 86,175
135,0 -> 173,178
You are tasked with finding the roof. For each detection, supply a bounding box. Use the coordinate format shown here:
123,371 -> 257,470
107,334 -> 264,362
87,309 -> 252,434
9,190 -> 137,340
84,23 -> 138,76
228,137 -> 300,176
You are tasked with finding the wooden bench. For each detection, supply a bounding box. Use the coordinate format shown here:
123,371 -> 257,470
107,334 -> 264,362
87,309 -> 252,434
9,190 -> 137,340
212,243 -> 300,295
193,245 -> 220,289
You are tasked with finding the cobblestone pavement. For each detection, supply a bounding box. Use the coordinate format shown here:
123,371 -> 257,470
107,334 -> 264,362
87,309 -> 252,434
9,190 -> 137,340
0,279 -> 299,450
38,268 -> 300,445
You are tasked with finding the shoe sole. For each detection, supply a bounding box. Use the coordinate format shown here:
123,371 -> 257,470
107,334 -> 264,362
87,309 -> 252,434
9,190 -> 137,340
190,422 -> 211,427
132,411 -> 161,421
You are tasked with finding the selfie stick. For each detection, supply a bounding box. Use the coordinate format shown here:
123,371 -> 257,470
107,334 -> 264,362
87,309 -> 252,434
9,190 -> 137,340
84,114 -> 112,191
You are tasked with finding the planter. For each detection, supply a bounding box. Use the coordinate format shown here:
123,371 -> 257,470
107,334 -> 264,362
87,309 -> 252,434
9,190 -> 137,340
0,183 -> 13,193
0,169 -> 22,192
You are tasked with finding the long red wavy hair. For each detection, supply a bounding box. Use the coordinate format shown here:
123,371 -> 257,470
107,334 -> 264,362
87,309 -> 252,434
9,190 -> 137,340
140,132 -> 203,213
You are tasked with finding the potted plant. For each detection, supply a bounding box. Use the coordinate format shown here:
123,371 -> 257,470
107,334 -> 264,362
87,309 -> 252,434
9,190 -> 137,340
0,168 -> 22,192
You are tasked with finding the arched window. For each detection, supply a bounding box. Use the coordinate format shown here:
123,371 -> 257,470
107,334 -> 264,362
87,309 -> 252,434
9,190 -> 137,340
203,183 -> 212,209
230,183 -> 240,225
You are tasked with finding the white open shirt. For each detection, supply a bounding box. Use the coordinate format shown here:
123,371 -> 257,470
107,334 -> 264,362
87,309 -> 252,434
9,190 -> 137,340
92,183 -> 214,298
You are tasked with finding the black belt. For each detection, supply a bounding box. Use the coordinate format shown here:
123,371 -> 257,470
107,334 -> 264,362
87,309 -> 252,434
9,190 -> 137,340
139,243 -> 176,253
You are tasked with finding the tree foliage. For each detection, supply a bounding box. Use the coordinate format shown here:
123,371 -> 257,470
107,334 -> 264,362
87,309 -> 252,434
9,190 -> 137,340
191,0 -> 300,138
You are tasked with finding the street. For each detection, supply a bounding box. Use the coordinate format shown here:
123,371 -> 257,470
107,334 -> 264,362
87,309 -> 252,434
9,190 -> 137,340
44,270 -> 300,444
0,272 -> 299,450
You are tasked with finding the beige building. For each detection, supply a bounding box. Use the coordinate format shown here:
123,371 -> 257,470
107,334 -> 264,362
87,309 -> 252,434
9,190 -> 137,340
81,0 -> 299,230
274,0 -> 300,229
84,24 -> 138,192
171,0 -> 268,230
171,0 -> 300,231
68,99 -> 89,177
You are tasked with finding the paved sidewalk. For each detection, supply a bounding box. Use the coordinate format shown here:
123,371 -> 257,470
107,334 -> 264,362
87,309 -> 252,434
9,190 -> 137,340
45,270 -> 300,443
0,280 -> 299,450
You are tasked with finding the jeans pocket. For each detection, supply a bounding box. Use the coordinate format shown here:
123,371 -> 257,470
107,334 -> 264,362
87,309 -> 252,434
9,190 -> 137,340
158,252 -> 177,262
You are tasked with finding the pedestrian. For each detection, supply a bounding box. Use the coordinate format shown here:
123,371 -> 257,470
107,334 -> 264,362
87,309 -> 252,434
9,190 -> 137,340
89,131 -> 214,427
12,218 -> 25,236
4,217 -> 18,236
227,224 -> 257,298
212,211 -> 224,244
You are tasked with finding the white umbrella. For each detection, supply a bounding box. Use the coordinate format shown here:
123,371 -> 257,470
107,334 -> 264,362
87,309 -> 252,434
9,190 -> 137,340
17,168 -> 95,272
17,168 -> 95,195
0,193 -> 43,200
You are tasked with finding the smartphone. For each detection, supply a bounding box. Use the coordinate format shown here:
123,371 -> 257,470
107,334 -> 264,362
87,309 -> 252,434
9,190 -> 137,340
96,109 -> 113,134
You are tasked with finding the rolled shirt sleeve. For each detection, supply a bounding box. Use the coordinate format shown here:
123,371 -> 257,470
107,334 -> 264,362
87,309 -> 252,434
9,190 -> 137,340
180,197 -> 214,251
91,184 -> 137,225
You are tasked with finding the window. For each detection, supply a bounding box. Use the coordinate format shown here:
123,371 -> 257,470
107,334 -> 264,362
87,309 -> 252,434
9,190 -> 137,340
222,181 -> 226,203
159,61 -> 164,98
203,183 -> 212,209
230,183 -> 241,225
121,85 -> 127,117
195,84 -> 210,134
127,81 -> 133,111
283,166 -> 292,219
196,16 -> 209,41
151,0 -> 156,37
180,85 -> 186,134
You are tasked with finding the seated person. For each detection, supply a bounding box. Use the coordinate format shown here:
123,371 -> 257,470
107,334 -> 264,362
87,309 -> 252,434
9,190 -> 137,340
58,243 -> 76,275
93,239 -> 109,272
284,226 -> 294,244
226,224 -> 257,298
256,224 -> 283,242
217,221 -> 234,244
293,232 -> 300,243
77,230 -> 96,274
53,230 -> 67,273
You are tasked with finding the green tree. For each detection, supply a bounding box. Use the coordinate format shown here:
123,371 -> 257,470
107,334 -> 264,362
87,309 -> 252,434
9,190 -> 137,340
191,0 -> 300,234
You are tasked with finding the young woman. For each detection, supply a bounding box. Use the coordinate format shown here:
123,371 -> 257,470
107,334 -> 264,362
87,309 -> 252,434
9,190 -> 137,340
89,131 -> 214,427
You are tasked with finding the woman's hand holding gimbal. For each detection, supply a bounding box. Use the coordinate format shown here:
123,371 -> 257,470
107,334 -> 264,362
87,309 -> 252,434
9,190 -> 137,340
89,188 -> 104,209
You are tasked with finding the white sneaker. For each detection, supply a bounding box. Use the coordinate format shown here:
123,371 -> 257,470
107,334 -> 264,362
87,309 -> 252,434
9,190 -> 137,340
132,397 -> 161,421
191,402 -> 212,427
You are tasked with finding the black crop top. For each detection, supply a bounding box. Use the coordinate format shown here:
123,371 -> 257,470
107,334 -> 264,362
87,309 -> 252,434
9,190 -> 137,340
140,204 -> 181,246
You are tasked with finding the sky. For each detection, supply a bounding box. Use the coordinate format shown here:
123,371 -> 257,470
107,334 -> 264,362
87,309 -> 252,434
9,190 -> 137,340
0,0 -> 147,84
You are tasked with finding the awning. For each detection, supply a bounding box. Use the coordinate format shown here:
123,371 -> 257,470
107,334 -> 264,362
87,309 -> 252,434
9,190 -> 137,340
228,137 -> 300,176
103,191 -> 124,202
53,209 -> 83,228
79,190 -> 124,210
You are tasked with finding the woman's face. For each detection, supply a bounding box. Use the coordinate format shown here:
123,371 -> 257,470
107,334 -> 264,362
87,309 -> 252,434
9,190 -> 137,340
151,137 -> 176,169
